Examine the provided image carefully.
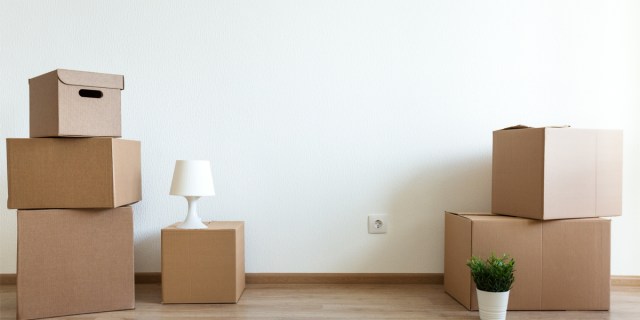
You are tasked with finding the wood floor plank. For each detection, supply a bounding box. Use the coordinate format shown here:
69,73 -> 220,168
1,283 -> 640,319
0,275 -> 15,286
611,276 -> 640,287
246,273 -> 444,284
1,273 -> 638,286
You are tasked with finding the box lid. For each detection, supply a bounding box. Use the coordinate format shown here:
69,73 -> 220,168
56,69 -> 124,90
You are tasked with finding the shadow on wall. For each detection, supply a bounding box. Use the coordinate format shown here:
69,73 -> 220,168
353,152 -> 492,273
134,229 -> 161,273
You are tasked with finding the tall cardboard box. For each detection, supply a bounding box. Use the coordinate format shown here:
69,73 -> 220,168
6,138 -> 141,209
29,69 -> 124,137
444,211 -> 610,311
492,125 -> 623,220
17,207 -> 135,320
162,221 -> 245,303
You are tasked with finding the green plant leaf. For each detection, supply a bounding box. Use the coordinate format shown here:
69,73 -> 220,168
466,253 -> 515,292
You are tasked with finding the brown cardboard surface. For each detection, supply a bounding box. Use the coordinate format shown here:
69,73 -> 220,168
112,139 -> 143,206
29,69 -> 123,137
596,130 -> 624,216
470,216 -> 543,310
544,129 -> 597,219
541,219 -> 611,310
492,126 -> 622,220
444,213 -> 472,309
492,128 -> 545,219
6,138 -> 141,209
162,221 -> 245,303
17,207 -> 134,320
444,211 -> 610,311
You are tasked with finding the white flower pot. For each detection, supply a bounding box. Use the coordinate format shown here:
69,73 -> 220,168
476,289 -> 510,320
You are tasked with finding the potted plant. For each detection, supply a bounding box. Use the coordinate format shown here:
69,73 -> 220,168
467,253 -> 515,320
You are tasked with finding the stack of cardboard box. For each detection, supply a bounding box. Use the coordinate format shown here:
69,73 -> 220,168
6,69 -> 142,320
445,125 -> 622,311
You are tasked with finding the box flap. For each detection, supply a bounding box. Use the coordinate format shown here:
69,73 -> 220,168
496,125 -> 571,131
499,124 -> 532,130
444,211 -> 493,217
444,211 -> 515,221
57,69 -> 124,90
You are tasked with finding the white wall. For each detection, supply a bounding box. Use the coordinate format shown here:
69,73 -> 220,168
1,0 -> 639,275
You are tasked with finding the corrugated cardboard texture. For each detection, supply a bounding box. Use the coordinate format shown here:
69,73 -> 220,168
492,127 -> 623,220
29,69 -> 123,137
544,129 -> 598,219
6,138 -> 141,209
470,216 -> 542,310
444,211 -> 610,311
112,139 -> 143,206
17,207 -> 134,320
444,213 -> 472,309
28,71 -> 59,137
162,221 -> 245,303
595,130 -> 624,216
541,219 -> 611,310
492,128 -> 545,220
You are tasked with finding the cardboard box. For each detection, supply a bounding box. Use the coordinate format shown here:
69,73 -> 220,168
162,221 -> 245,303
29,69 -> 124,137
444,211 -> 610,311
6,138 -> 141,209
17,207 -> 134,320
492,125 -> 623,220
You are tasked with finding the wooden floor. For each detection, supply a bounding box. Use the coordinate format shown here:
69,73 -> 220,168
1,283 -> 640,319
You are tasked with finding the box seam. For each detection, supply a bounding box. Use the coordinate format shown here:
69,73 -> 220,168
110,139 -> 116,206
541,129 -> 546,218
468,218 -> 473,309
539,222 -> 543,310
593,133 -> 599,218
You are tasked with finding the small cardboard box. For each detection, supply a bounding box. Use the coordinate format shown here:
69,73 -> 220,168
29,69 -> 124,137
162,221 -> 245,303
444,211 -> 610,311
6,138 -> 141,209
492,125 -> 623,220
17,207 -> 135,320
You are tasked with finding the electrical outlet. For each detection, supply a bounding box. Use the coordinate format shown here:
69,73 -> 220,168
368,214 -> 388,234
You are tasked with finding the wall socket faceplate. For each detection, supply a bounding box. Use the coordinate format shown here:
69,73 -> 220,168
368,214 -> 388,234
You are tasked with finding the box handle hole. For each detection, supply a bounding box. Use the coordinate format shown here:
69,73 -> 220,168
78,89 -> 103,98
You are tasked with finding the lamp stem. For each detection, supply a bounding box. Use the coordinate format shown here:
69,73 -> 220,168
187,196 -> 199,219
178,196 -> 208,229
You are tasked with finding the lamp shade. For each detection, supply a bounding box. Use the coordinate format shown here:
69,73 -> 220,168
170,160 -> 215,196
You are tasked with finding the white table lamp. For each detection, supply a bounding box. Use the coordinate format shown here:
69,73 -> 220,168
170,160 -> 215,229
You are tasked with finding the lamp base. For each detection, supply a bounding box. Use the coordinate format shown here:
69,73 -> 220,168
177,219 -> 208,229
176,196 -> 208,229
